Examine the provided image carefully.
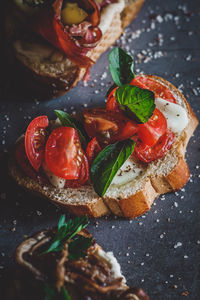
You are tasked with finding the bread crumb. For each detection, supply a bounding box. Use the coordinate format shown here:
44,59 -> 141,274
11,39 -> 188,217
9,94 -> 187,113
182,291 -> 189,296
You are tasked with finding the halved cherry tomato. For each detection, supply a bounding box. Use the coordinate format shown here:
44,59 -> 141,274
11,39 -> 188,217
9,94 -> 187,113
16,140 -> 48,184
65,154 -> 89,188
86,137 -> 101,164
138,108 -> 167,147
134,129 -> 175,163
25,116 -> 49,171
45,127 -> 85,180
84,108 -> 138,145
106,87 -> 120,112
131,76 -> 176,103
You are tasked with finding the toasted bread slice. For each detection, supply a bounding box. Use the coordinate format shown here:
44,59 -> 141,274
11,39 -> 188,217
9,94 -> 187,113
5,0 -> 145,98
6,225 -> 149,300
8,76 -> 199,219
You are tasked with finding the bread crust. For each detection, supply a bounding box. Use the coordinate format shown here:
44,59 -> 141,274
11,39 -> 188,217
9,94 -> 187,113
8,76 -> 199,219
5,0 -> 145,99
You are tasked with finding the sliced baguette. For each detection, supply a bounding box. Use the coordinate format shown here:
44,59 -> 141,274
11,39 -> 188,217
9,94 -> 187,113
8,75 -> 199,219
5,0 -> 145,98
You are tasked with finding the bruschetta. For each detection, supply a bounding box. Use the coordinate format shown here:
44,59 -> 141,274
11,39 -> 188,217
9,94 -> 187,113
8,48 -> 199,218
6,214 -> 149,300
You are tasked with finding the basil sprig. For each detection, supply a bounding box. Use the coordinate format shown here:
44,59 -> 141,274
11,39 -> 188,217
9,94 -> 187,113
108,47 -> 135,86
115,85 -> 155,123
91,139 -> 136,196
54,110 -> 88,146
44,284 -> 71,300
42,215 -> 92,255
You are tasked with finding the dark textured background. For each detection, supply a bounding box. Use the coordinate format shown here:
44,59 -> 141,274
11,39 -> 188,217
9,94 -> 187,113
0,0 -> 200,299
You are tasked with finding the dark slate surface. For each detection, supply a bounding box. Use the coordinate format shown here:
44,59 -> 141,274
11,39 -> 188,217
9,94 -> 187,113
0,0 -> 200,299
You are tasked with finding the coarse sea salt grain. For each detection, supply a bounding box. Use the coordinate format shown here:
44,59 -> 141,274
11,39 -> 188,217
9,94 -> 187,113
174,242 -> 182,249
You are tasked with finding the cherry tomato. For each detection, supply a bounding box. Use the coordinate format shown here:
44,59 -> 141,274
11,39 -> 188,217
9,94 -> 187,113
131,76 -> 176,103
84,108 -> 138,145
138,108 -> 167,147
16,140 -> 48,184
106,87 -> 120,112
86,137 -> 101,164
45,127 -> 85,180
134,129 -> 175,163
65,154 -> 89,188
25,116 -> 49,171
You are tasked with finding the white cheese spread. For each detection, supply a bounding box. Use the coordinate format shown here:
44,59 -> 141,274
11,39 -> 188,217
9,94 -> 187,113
42,162 -> 66,189
99,0 -> 125,34
155,97 -> 189,133
111,158 -> 142,186
96,248 -> 126,282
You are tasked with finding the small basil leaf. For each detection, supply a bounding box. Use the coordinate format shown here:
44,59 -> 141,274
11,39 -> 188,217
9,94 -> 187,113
58,214 -> 66,231
65,215 -> 89,241
61,287 -> 71,300
108,47 -> 135,86
41,216 -> 89,255
91,139 -> 136,196
68,236 -> 93,261
44,284 -> 71,300
115,85 -> 155,123
54,110 -> 87,146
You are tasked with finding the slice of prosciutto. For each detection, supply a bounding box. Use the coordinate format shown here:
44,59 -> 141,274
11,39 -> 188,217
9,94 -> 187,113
32,0 -> 101,68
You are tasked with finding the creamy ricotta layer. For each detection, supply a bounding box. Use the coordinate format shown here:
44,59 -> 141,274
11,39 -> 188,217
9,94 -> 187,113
96,248 -> 126,282
98,0 -> 125,34
155,97 -> 189,133
42,162 -> 66,188
111,157 -> 143,186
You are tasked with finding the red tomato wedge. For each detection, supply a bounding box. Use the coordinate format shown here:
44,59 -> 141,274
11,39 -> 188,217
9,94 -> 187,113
134,129 -> 175,163
65,154 -> 89,188
25,116 -> 49,171
84,108 -> 138,145
138,108 -> 167,147
131,76 -> 176,103
106,87 -> 120,112
45,127 -> 85,180
86,137 -> 101,164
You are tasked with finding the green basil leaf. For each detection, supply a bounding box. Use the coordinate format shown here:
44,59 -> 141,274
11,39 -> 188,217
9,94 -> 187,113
58,214 -> 66,231
54,110 -> 87,146
44,284 -> 71,300
64,215 -> 89,241
44,284 -> 57,300
108,47 -> 135,86
41,216 -> 90,255
68,236 -> 93,261
115,84 -> 155,123
61,287 -> 71,300
91,139 -> 136,196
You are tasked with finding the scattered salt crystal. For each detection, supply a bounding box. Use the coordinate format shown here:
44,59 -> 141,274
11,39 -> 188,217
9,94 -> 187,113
101,72 -> 107,80
174,242 -> 182,249
156,15 -> 163,23
186,54 -> 192,61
